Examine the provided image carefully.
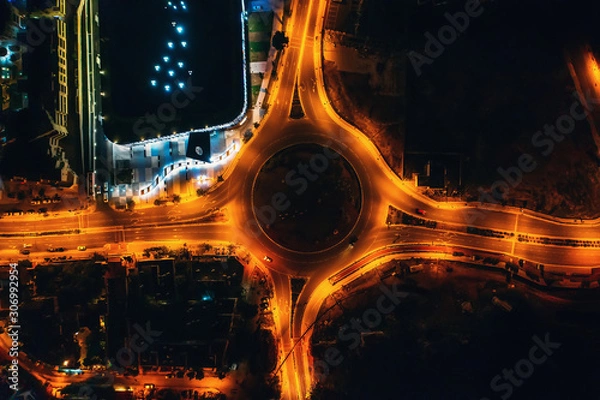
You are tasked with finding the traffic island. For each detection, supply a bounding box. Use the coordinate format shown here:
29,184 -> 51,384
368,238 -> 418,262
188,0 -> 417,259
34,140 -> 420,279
252,143 -> 361,252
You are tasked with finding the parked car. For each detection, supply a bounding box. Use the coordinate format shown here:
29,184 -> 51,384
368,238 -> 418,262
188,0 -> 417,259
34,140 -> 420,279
416,208 -> 427,216
77,246 -> 87,251
349,235 -> 358,247
263,255 -> 272,263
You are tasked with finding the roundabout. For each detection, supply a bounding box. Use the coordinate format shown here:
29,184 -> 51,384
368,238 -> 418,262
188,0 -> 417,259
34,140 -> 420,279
227,121 -> 380,273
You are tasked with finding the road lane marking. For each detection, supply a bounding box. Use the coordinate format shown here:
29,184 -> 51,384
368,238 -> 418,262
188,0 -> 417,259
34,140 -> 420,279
511,214 -> 520,255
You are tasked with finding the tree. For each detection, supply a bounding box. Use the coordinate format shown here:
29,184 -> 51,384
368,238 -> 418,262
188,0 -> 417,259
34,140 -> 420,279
17,190 -> 25,200
156,389 -> 179,400
243,130 -> 254,143
272,31 -> 289,50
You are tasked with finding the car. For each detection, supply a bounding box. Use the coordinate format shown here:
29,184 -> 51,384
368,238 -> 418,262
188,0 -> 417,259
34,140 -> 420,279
349,235 -> 358,247
23,244 -> 32,248
77,246 -> 87,251
144,383 -> 155,389
416,208 -> 427,216
263,255 -> 272,263
20,249 -> 30,255
103,192 -> 108,203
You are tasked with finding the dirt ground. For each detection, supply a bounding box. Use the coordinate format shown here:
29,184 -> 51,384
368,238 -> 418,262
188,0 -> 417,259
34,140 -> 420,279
322,32 -> 406,176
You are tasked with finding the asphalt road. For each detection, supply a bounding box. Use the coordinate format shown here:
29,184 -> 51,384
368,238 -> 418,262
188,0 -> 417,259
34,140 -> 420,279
2,0 -> 600,398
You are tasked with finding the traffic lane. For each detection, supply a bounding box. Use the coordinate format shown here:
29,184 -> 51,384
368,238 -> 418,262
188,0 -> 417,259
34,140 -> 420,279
0,235 -> 103,261
385,189 -> 519,233
126,223 -> 232,243
372,225 -> 600,269
0,213 -> 80,233
383,225 -> 599,268
0,222 -> 232,263
514,242 -> 600,268
271,271 -> 300,399
227,122 -> 382,273
517,214 -> 600,240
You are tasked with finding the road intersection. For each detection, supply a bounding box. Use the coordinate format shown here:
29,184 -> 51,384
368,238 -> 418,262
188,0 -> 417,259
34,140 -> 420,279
2,0 -> 600,398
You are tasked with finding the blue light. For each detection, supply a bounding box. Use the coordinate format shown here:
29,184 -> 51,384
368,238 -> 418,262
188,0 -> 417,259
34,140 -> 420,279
167,42 -> 174,49
168,1 -> 172,5
181,41 -> 187,48
164,84 -> 171,92
178,82 -> 185,89
173,5 -> 177,10
182,5 -> 187,10
176,26 -> 183,34
168,70 -> 175,77
154,65 -> 161,71
163,56 -> 170,62
151,80 -> 157,86
177,61 -> 184,68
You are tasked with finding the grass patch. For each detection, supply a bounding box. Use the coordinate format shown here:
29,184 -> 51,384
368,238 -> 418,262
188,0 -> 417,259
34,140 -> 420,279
248,12 -> 273,33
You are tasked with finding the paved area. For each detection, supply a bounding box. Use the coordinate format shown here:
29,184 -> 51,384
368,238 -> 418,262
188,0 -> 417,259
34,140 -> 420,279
106,130 -> 239,206
100,0 -> 285,208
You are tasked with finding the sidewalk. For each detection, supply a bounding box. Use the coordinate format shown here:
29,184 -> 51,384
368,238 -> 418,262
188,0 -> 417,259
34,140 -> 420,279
250,0 -> 285,123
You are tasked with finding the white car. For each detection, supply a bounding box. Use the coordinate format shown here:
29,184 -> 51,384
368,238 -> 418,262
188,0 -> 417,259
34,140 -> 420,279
263,256 -> 272,263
